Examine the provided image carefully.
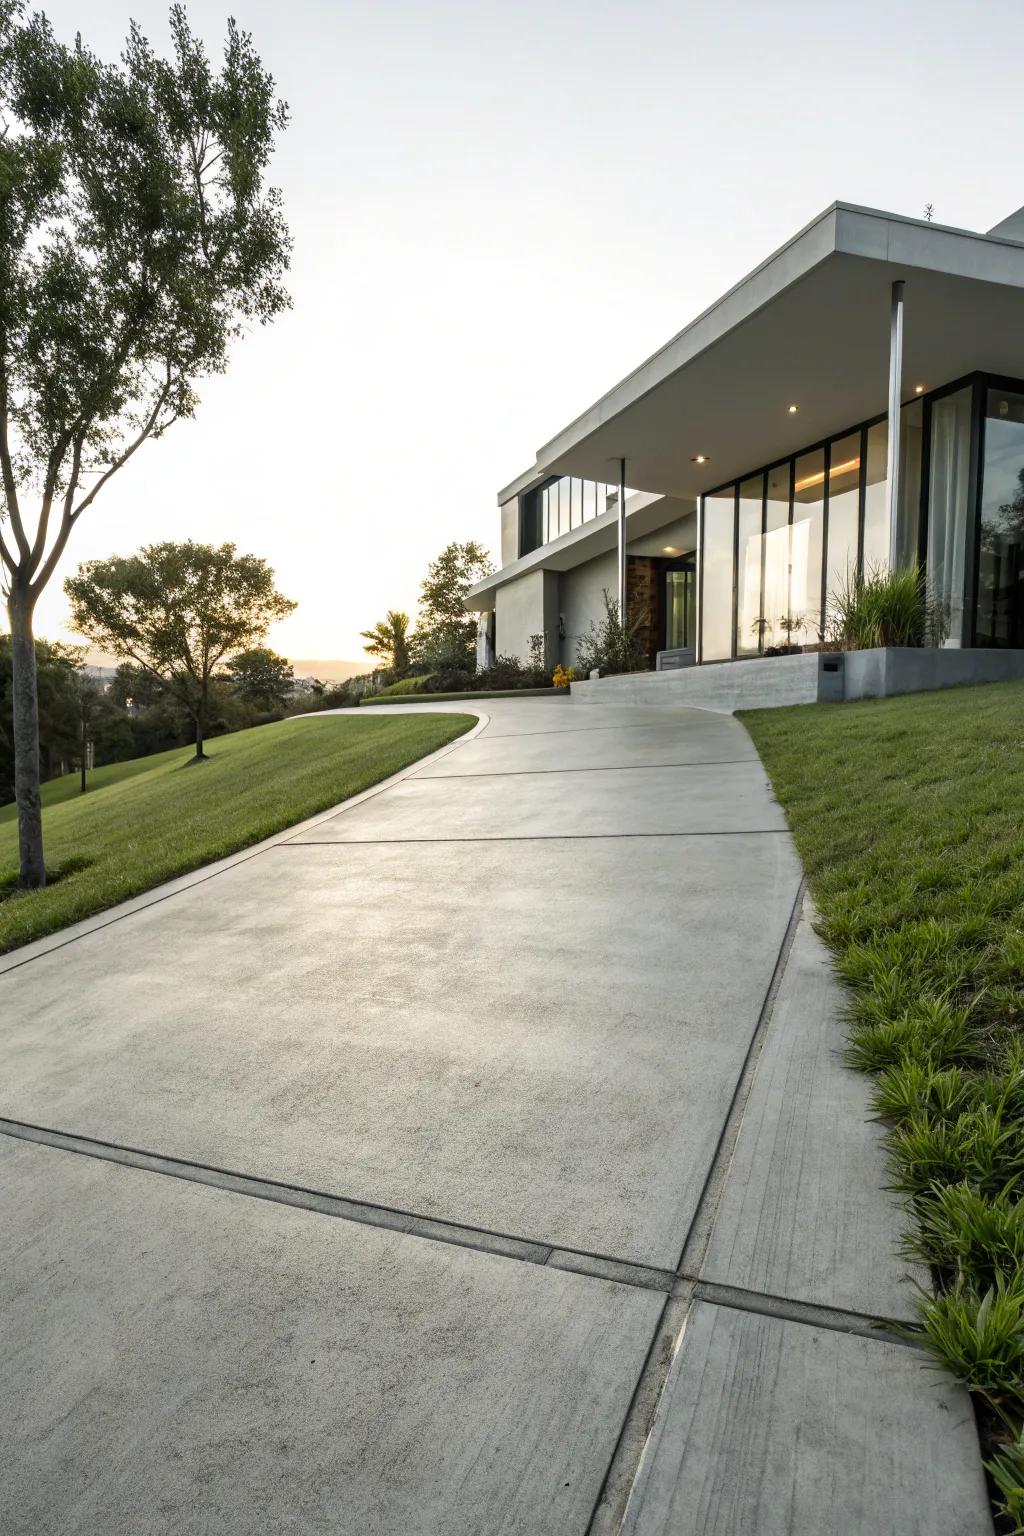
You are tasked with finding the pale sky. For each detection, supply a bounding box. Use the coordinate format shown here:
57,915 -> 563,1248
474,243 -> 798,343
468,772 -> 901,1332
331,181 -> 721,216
24,0 -> 1024,664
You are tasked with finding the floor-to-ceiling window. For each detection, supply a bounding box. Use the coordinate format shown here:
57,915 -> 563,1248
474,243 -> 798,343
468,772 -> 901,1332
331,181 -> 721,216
701,487 -> 735,661
763,464 -> 791,646
928,387 -> 972,645
736,474 -> 764,656
977,388 -> 1024,648
824,433 -> 861,622
665,565 -> 695,650
791,451 -> 824,642
862,421 -> 889,571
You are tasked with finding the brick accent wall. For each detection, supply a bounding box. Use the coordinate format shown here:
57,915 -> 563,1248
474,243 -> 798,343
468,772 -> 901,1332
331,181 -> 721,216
627,557 -> 661,669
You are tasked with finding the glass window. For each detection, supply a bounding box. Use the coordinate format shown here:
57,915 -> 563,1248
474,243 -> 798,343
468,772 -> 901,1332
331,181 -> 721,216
977,389 -> 1024,648
927,387 -> 972,646
792,450 -> 825,641
701,487 -> 735,662
863,422 -> 888,573
665,567 -> 695,650
825,432 -> 861,622
736,474 -> 764,656
897,399 -> 923,567
763,463 -> 790,645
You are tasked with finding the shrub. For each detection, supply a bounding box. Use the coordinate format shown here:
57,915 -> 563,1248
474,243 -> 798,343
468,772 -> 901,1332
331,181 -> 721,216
827,563 -> 947,650
552,664 -> 574,689
575,591 -> 647,676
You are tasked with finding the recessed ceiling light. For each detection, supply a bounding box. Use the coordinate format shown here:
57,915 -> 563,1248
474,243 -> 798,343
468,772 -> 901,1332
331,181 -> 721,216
691,453 -> 709,464
662,545 -> 682,556
914,384 -> 925,394
787,404 -> 799,414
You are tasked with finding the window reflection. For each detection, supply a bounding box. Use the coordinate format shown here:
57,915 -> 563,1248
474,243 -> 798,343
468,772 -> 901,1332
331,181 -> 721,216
792,450 -> 825,641
764,463 -> 791,644
978,389 -> 1024,647
825,432 -> 861,619
736,475 -> 764,656
701,488 -> 735,662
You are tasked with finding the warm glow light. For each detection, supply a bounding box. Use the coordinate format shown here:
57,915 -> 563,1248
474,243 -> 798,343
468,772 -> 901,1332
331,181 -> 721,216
787,404 -> 799,414
793,456 -> 861,494
691,453 -> 709,464
662,545 -> 682,555
914,384 -> 925,394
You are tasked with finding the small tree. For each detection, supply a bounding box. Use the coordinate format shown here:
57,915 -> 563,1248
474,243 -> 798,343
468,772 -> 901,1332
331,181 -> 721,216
360,610 -> 411,673
575,591 -> 647,677
414,541 -> 493,669
225,646 -> 293,712
65,541 -> 295,762
0,3 -> 291,885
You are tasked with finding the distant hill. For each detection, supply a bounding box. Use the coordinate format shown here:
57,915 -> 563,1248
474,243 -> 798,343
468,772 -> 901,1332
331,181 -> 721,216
287,658 -> 368,683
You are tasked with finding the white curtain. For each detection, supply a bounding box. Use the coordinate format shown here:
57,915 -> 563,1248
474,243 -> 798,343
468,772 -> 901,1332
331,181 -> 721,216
928,390 -> 971,646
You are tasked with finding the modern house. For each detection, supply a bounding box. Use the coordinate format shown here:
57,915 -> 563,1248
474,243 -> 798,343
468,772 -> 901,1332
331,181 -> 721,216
466,202 -> 1024,701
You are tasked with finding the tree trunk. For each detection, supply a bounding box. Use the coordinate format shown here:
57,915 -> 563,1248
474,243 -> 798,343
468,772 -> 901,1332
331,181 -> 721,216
192,674 -> 208,762
80,706 -> 87,795
9,585 -> 46,888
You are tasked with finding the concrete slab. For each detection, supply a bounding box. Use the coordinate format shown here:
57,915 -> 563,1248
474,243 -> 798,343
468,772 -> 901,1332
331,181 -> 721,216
0,833 -> 802,1267
622,1301 -> 993,1536
287,762 -> 786,842
701,902 -> 923,1321
414,719 -> 759,777
0,1136 -> 663,1536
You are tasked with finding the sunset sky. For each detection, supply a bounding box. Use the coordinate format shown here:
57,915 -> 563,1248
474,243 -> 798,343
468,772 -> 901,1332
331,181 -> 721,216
23,0 -> 1024,667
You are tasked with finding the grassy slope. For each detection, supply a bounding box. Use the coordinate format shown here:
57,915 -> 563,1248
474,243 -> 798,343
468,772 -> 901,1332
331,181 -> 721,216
742,680 -> 1024,1524
0,712 -> 470,954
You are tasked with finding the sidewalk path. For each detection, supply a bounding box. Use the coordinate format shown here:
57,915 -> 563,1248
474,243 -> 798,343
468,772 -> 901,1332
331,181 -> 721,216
0,698 -> 993,1535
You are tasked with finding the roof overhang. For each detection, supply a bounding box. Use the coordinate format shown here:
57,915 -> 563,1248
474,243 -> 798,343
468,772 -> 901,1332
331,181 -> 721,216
466,494 -> 693,609
498,202 -> 1024,504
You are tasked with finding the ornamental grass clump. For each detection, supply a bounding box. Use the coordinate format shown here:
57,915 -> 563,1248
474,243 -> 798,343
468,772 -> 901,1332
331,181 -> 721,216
828,564 -> 947,650
742,680 -> 1024,1530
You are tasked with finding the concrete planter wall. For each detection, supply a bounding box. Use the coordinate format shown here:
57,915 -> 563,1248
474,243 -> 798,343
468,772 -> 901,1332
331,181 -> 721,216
570,647 -> 1024,713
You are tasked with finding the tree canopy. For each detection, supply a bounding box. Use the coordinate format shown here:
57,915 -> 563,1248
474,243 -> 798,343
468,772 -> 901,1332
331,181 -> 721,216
65,540 -> 295,760
414,541 -> 493,669
0,1 -> 290,881
225,646 -> 294,711
361,610 -> 411,673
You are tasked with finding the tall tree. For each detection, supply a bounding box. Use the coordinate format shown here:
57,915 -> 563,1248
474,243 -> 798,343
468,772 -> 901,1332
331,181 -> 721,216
414,541 -> 493,669
225,645 -> 294,711
65,541 -> 295,763
0,3 -> 290,886
360,610 -> 411,673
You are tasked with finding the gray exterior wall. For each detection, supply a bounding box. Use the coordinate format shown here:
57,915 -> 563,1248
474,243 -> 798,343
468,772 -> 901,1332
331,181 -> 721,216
558,550 -> 617,669
494,568 -> 560,670
500,499 -> 519,568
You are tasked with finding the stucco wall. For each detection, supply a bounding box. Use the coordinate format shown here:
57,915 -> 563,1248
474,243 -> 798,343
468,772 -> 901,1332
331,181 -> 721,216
558,550 -> 617,670
500,499 -> 519,567
495,569 -> 560,669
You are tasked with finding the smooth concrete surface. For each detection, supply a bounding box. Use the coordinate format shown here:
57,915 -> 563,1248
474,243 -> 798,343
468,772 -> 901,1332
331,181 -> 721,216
288,761 -> 786,841
0,1136 -> 662,1536
621,1302 -> 993,1536
843,645 -> 1024,699
570,652 -> 838,712
701,900 -> 923,1321
0,695 -> 993,1532
415,715 -> 758,776
571,645 -> 1024,714
0,831 -> 799,1265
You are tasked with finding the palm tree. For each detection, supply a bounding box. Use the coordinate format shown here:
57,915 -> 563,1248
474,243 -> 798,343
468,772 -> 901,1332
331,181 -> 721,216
360,610 -> 411,673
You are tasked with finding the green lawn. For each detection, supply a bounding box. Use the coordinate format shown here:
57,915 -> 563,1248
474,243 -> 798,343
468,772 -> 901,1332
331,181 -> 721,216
0,712 -> 471,954
742,680 -> 1024,1523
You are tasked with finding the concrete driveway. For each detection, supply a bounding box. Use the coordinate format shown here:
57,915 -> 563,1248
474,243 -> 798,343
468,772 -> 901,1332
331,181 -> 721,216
0,698 -> 993,1535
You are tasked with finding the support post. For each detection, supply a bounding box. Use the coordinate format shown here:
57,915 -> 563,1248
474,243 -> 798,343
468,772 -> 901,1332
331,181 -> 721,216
886,279 -> 905,568
617,457 -> 627,621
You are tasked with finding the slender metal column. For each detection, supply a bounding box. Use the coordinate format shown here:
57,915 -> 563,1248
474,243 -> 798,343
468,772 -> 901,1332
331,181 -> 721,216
617,457 -> 627,619
886,280 -> 905,568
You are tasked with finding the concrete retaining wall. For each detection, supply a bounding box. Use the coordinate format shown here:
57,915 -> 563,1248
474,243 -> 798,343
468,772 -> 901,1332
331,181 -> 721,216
570,647 -> 1024,713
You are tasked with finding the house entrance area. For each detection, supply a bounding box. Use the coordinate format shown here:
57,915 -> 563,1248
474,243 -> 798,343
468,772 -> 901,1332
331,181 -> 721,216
628,554 -> 696,668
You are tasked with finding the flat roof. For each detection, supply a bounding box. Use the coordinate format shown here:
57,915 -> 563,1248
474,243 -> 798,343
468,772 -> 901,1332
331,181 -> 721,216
497,202 -> 1024,506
